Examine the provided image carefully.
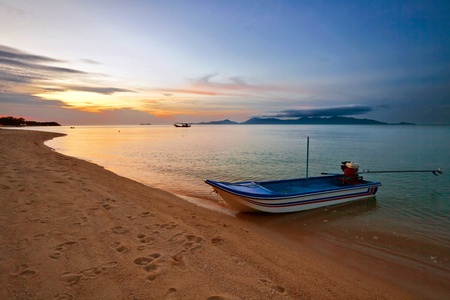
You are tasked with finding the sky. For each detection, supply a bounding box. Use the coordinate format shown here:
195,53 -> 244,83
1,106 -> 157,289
1,0 -> 450,125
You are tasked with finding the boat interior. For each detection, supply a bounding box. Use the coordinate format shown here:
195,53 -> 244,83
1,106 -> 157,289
257,176 -> 369,194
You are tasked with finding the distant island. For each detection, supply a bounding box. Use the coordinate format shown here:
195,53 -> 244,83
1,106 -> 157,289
196,117 -> 415,125
196,119 -> 239,125
0,116 -> 61,127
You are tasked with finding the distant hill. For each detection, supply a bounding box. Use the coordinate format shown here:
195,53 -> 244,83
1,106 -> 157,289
242,116 -> 388,125
197,116 -> 415,125
196,119 -> 238,125
0,116 -> 61,126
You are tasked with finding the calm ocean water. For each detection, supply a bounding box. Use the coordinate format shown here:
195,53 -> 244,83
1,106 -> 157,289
26,125 -> 450,267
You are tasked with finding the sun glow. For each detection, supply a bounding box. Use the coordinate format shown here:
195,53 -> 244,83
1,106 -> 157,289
35,91 -> 136,112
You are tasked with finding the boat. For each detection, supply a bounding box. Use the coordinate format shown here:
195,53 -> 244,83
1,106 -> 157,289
205,174 -> 381,213
173,122 -> 191,127
205,134 -> 441,213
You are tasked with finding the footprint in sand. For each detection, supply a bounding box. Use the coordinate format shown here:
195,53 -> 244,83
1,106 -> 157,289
111,241 -> 129,253
211,236 -> 224,244
165,287 -> 178,300
184,234 -> 204,250
169,233 -> 204,251
99,198 -> 117,210
61,273 -> 82,286
49,241 -> 78,259
158,222 -> 178,229
11,264 -> 37,278
10,238 -> 30,250
133,253 -> 163,281
170,250 -> 189,271
34,230 -> 63,241
53,292 -> 73,300
258,278 -> 287,295
111,225 -> 131,234
73,215 -> 88,226
231,255 -> 245,266
136,233 -> 155,244
206,296 -> 241,300
61,261 -> 118,286
139,211 -> 154,218
136,230 -> 161,250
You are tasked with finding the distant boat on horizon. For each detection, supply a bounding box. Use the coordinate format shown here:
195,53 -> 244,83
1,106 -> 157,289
173,122 -> 191,127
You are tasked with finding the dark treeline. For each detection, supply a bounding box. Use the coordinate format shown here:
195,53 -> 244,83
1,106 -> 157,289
0,116 -> 61,126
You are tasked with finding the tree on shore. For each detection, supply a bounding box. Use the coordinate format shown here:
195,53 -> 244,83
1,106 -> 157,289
0,116 -> 60,126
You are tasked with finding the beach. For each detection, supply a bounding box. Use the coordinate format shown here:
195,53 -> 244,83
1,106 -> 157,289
0,129 -> 448,299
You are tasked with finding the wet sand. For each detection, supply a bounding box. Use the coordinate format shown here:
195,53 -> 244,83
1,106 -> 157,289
0,128 -> 448,299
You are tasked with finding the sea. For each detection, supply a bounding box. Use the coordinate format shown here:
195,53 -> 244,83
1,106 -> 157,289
24,124 -> 450,269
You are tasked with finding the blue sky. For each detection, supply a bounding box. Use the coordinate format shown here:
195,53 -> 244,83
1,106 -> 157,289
1,0 -> 449,124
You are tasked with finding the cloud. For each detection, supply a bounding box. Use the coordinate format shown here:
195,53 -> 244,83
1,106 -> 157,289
0,92 -> 68,107
34,85 -> 135,95
0,57 -> 85,74
155,88 -> 218,96
191,73 -> 255,92
68,86 -> 134,95
0,45 -> 88,94
263,105 -> 374,118
0,69 -> 35,84
189,73 -> 311,97
0,45 -> 134,98
80,58 -> 101,64
0,2 -> 26,16
0,45 -> 62,63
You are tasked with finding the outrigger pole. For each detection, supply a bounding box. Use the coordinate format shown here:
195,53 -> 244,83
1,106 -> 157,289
321,168 -> 443,176
361,168 -> 443,176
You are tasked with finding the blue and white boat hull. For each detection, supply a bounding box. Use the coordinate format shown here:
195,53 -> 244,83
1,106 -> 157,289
205,175 -> 381,213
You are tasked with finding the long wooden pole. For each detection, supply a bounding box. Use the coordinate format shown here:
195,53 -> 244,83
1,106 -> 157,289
362,168 -> 443,176
321,168 -> 443,176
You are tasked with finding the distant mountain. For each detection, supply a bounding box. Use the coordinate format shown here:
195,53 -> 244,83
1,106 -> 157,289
242,116 -> 389,125
196,119 -> 238,125
196,116 -> 415,125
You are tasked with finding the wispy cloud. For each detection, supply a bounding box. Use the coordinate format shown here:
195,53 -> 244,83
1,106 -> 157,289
263,105 -> 374,118
80,58 -> 101,64
0,45 -> 86,90
0,45 -> 62,63
155,88 -> 218,96
189,73 -> 310,96
0,44 -> 134,98
0,57 -> 86,74
38,85 -> 135,95
0,92 -> 69,107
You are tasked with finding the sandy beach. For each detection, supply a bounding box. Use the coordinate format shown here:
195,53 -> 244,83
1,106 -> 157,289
0,129 -> 448,300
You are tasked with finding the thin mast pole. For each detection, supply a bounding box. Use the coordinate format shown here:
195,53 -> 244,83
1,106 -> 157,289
306,137 -> 309,181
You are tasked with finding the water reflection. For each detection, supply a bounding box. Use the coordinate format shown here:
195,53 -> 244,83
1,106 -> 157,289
236,197 -> 379,235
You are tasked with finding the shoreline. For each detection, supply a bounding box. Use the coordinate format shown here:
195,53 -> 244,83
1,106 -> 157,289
1,128 -> 448,299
